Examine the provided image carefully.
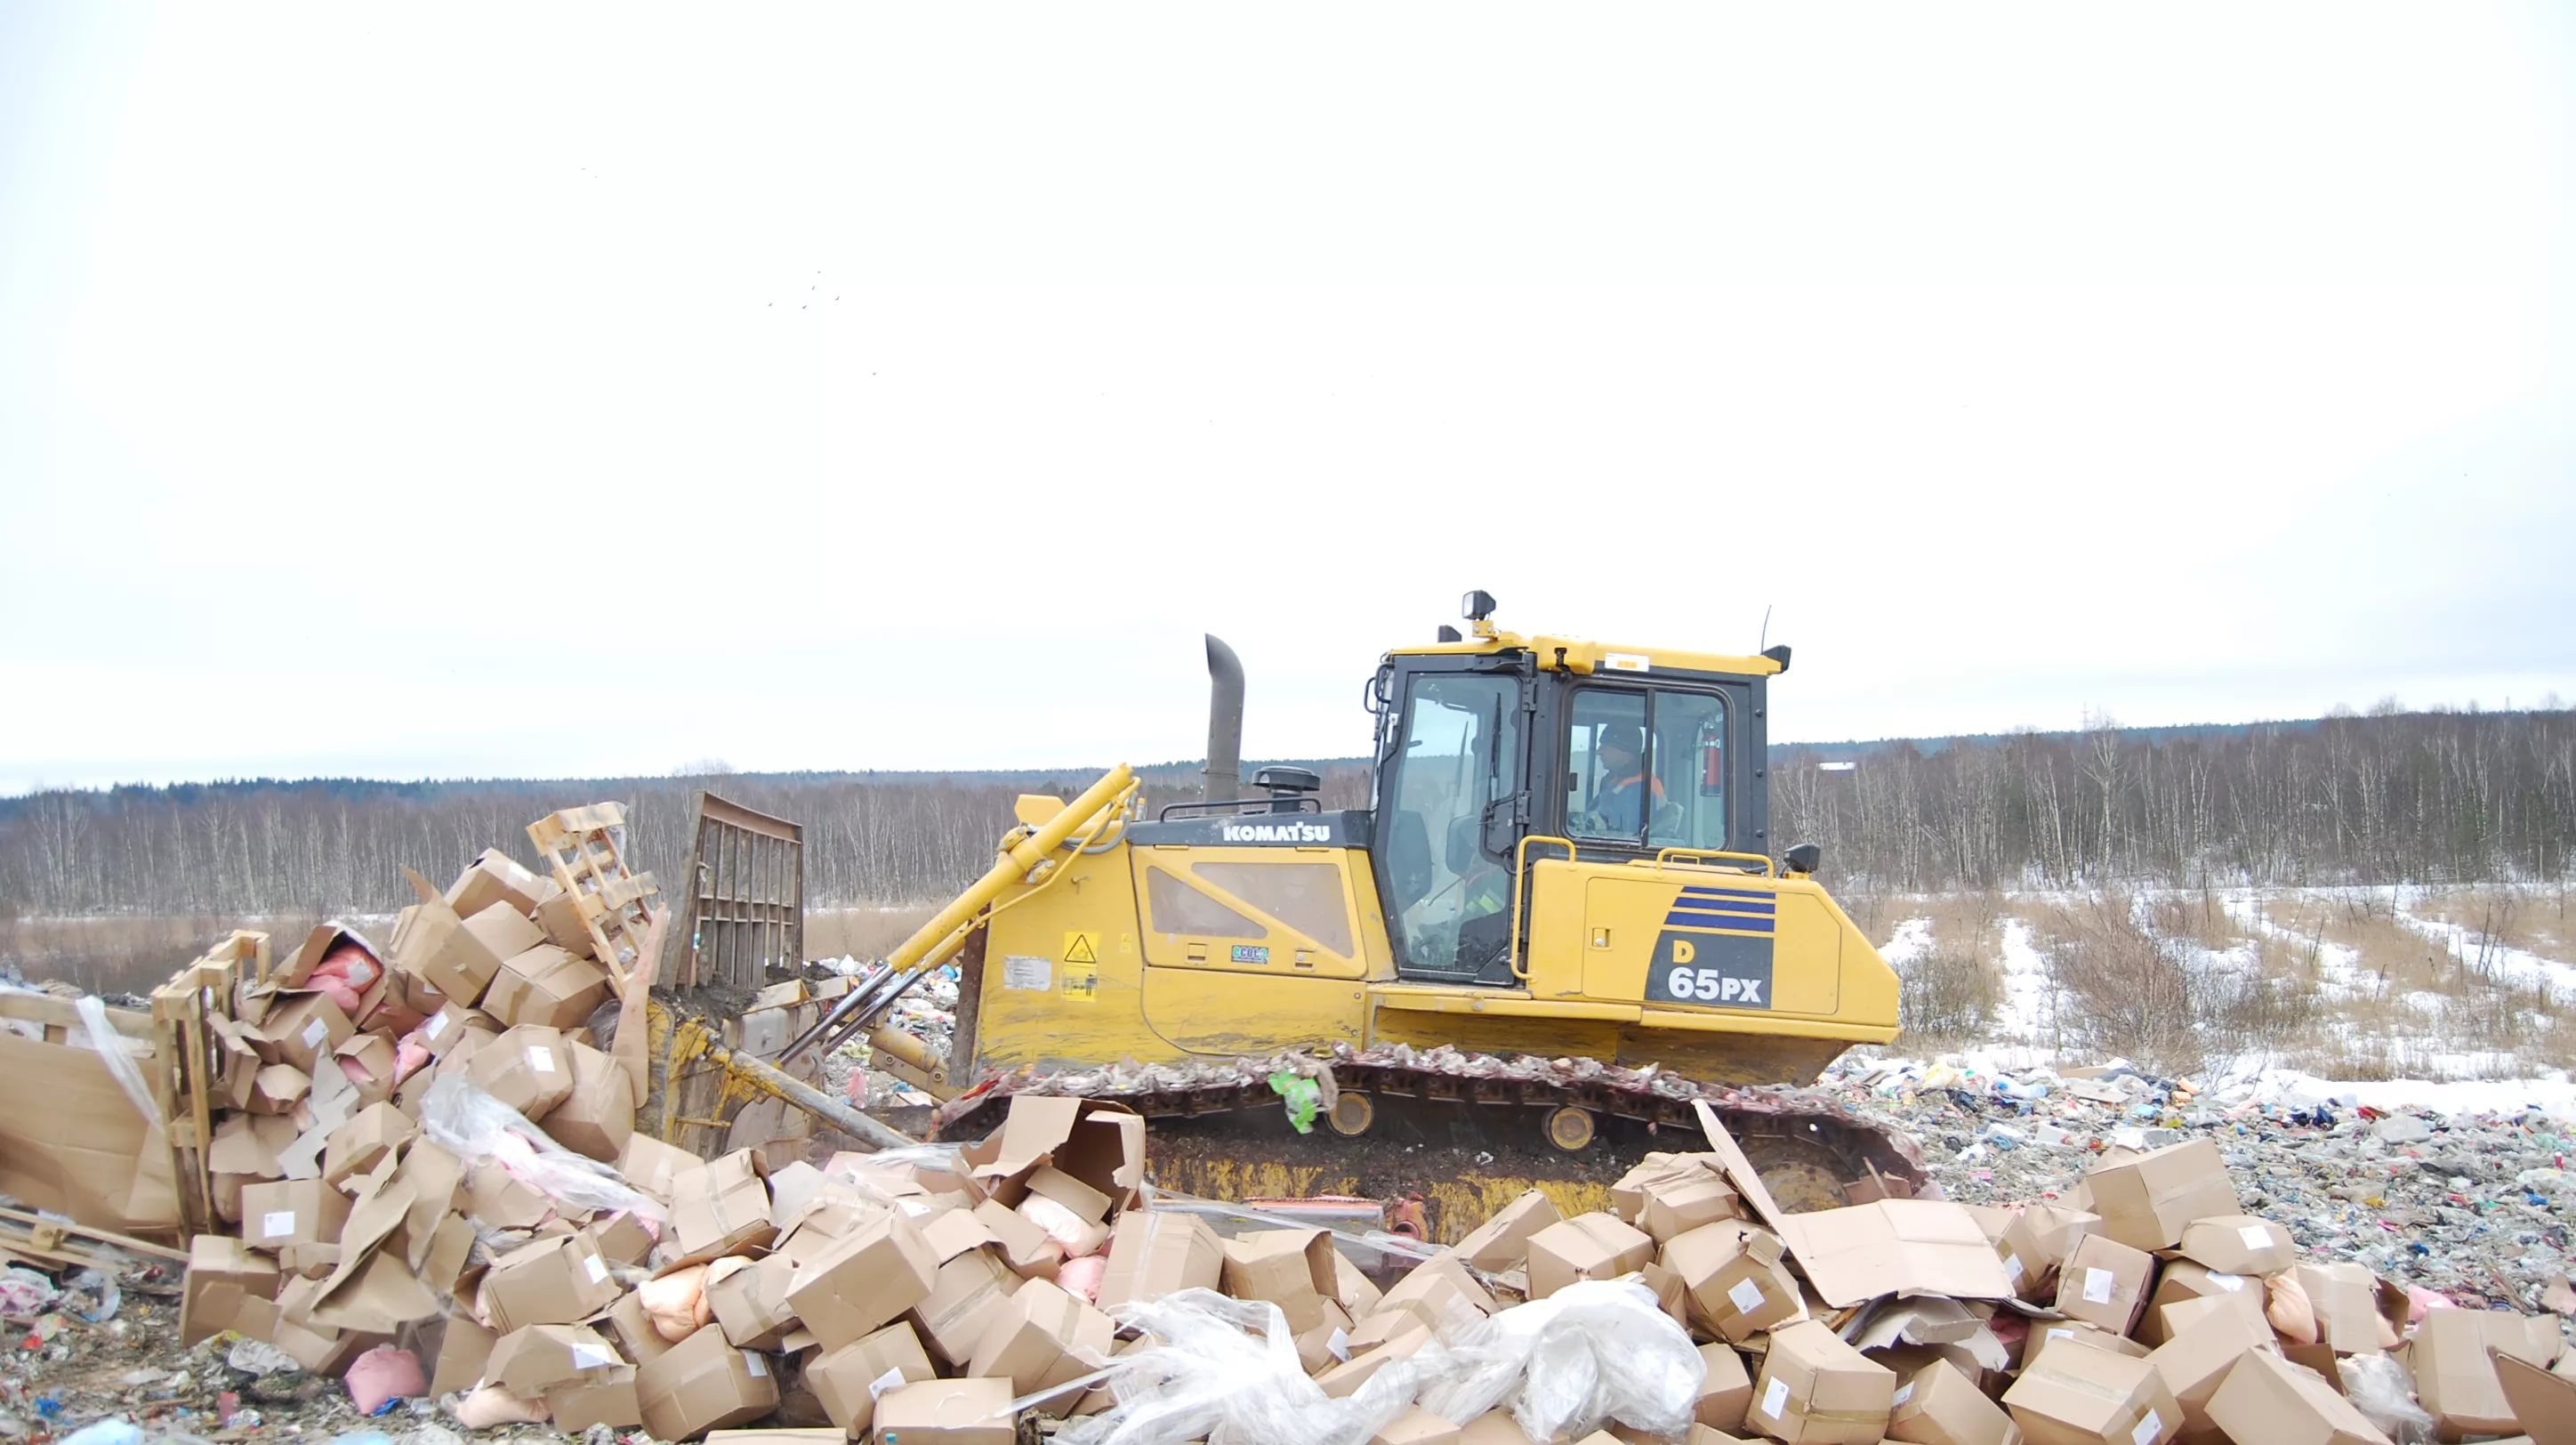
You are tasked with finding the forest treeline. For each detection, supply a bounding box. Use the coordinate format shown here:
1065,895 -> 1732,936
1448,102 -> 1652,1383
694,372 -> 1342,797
1774,706 -> 2576,891
2,706 -> 2569,919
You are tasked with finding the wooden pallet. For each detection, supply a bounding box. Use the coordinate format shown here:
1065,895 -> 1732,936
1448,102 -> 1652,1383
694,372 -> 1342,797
147,930 -> 271,1238
528,803 -> 660,991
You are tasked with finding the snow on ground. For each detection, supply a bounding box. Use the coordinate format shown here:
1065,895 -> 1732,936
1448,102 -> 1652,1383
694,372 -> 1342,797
2387,890 -> 2576,1005
1991,917 -> 2052,1047
2210,1066 -> 2576,1119
1878,917 -> 1932,969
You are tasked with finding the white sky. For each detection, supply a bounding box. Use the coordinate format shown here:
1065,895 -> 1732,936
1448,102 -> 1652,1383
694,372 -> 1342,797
4,4 -> 2572,794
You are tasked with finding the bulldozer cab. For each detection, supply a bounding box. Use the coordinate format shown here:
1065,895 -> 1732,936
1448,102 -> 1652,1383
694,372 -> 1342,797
1368,624 -> 1776,988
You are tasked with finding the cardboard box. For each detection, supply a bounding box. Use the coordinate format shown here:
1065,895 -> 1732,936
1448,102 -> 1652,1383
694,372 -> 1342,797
1317,1322 -> 1435,1401
1750,1320 -> 1899,1445
2207,1349 -> 2391,1445
462,1157 -> 552,1230
2138,1261 -> 2268,1346
2177,1215 -> 2295,1277
2000,1205 -> 2100,1302
970,1197 -> 1062,1280
912,1247 -> 1019,1370
1298,1300 -> 1356,1373
709,1253 -> 801,1351
2294,1263 -> 2381,1353
873,1376 -> 1015,1445
256,991 -> 357,1075
2147,1293 -> 2281,1437
430,1307 -> 498,1397
1614,1152 -> 1715,1219
2025,1322 -> 2150,1370
967,1278 -> 1115,1409
581,1207 -> 656,1268
638,1323 -> 781,1442
2081,1140 -> 2238,1252
543,1040 -> 637,1162
1446,1189 -> 1563,1272
786,1210 -> 940,1351
487,1321 -> 626,1395
2055,1233 -> 2155,1335
1460,1417 -> 1546,1445
481,1232 -> 619,1331
1223,1227 -> 1342,1332
1527,1212 -> 1655,1298
181,1234 -> 282,1345
2412,1306 -> 2557,1440
241,1177 -> 351,1259
535,889 -> 600,959
1699,1343 -> 1754,1433
466,1024 -> 576,1121
1333,1249 -> 1382,1317
621,1131 -> 702,1206
398,887 -> 547,1007
248,1062 -> 311,1115
1097,1208 -> 1223,1310
418,1000 -> 497,1058
448,847 -> 553,920
673,1149 -> 780,1260
2494,1351 -> 2576,1445
332,1033 -> 398,1107
1888,1359 -> 2017,1445
1642,1173 -> 1743,1244
2008,1344 -> 2181,1445
484,943 -> 612,1031
961,1094 -> 1147,1211
1666,1223 -> 1804,1343
599,1288 -> 678,1368
808,1320 -> 938,1436
1378,1252 -> 1499,1320
321,1102 -> 415,1186
1374,1408 -> 1463,1445
548,1366 -> 645,1431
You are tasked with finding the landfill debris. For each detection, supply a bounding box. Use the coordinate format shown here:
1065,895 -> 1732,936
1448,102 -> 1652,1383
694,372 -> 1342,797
5,817 -> 2574,1443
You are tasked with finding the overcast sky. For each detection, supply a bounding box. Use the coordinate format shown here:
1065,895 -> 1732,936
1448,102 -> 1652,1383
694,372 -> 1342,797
3,4 -> 2571,795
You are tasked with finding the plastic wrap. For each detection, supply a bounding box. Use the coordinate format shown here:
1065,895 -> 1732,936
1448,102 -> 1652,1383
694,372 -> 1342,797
1057,1288 -> 1436,1445
1415,1279 -> 1702,1441
76,995 -> 165,1131
2340,1352 -> 2435,1445
417,1073 -> 664,1223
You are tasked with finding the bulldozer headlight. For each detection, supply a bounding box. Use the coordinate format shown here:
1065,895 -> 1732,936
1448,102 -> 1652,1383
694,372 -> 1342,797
1461,589 -> 1497,623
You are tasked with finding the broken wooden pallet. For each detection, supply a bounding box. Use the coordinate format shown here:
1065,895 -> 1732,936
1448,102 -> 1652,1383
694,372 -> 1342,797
148,930 -> 271,1238
527,803 -> 660,991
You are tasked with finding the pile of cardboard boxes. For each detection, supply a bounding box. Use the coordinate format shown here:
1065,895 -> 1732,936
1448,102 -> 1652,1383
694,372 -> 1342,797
149,838 -> 2576,1444
1381,1099 -> 2576,1445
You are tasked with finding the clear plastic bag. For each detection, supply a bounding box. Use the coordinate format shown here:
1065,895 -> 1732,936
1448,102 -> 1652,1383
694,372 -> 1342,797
2339,1352 -> 2435,1445
1057,1288 -> 1435,1445
417,1074 -> 664,1223
1415,1278 -> 1703,1441
76,995 -> 164,1130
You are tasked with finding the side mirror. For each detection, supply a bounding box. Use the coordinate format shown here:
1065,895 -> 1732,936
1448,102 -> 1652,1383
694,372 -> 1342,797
1782,843 -> 1822,876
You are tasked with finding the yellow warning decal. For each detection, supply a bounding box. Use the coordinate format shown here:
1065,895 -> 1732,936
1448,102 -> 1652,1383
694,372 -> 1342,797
1063,932 -> 1099,965
1060,959 -> 1099,1003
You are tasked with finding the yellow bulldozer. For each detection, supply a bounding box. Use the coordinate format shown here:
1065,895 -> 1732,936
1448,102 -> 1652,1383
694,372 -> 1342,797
727,593 -> 1918,1237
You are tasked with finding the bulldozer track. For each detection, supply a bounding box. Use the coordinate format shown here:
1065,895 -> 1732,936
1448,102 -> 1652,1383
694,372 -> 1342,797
927,1042 -> 1927,1231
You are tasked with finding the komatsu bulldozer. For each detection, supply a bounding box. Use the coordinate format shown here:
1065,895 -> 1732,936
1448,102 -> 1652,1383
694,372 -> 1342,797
783,593 -> 1917,1236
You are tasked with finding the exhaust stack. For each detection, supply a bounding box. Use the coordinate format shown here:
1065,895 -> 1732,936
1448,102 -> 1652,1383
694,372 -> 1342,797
1204,634 -> 1244,803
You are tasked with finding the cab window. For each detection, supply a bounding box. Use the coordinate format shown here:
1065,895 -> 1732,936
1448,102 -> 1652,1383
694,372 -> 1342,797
1566,687 -> 1727,849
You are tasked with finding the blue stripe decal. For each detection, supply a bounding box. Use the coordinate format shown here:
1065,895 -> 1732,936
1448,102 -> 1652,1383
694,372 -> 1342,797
1666,911 -> 1775,932
1678,886 -> 1775,902
1675,898 -> 1775,915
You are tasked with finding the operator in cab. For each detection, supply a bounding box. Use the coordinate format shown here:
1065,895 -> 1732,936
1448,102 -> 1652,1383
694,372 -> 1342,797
1590,726 -> 1664,837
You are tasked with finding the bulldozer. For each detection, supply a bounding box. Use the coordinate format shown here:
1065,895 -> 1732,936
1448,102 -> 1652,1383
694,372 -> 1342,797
726,593 -> 1917,1237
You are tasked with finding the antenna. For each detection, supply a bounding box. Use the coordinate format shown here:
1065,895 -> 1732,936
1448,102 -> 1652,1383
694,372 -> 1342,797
1759,603 -> 1774,652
